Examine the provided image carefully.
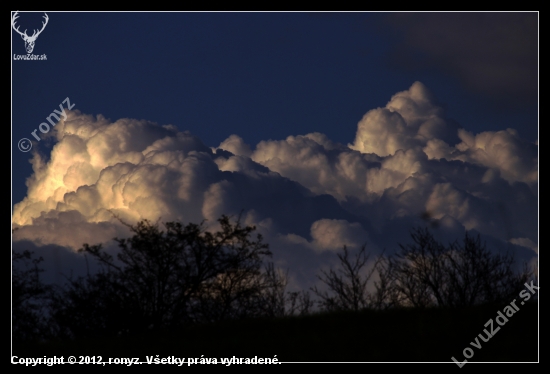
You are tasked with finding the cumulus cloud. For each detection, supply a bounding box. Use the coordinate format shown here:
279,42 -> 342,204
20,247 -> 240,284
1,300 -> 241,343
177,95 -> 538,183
510,237 -> 538,254
452,128 -> 538,185
216,134 -> 252,157
12,82 -> 538,290
282,219 -> 373,253
349,81 -> 458,157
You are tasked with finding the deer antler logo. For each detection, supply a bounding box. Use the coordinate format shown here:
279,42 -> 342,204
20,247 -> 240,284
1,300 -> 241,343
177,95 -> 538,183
12,11 -> 49,54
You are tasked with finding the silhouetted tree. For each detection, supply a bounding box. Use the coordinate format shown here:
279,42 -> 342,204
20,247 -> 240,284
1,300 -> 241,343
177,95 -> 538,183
378,228 -> 533,308
51,215 -> 276,338
189,261 -> 290,322
314,228 -> 533,311
286,290 -> 315,316
12,250 -> 51,341
312,245 -> 383,312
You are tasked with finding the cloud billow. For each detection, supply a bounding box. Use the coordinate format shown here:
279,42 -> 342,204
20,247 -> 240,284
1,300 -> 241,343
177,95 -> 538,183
13,82 -> 538,289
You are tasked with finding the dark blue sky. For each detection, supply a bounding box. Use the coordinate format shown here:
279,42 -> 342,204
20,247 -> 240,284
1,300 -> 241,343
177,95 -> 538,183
12,12 -> 538,206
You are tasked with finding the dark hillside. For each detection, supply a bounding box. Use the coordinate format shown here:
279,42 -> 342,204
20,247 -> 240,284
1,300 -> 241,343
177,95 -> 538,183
15,301 -> 538,363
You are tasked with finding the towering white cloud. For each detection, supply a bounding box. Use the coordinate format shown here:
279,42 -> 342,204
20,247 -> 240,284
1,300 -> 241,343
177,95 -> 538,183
349,81 -> 457,157
12,82 -> 538,290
